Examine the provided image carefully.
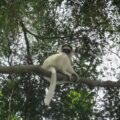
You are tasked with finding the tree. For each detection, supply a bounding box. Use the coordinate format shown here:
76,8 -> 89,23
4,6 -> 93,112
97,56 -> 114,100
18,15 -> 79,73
0,0 -> 120,119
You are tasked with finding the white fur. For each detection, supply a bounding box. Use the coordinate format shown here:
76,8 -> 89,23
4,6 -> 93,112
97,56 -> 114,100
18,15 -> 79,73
42,51 -> 79,106
44,67 -> 56,106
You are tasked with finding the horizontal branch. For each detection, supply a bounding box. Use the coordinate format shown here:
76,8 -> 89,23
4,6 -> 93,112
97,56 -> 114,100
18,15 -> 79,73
0,65 -> 120,88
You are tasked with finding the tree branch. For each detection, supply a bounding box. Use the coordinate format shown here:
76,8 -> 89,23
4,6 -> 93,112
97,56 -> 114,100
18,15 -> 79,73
0,65 -> 119,88
20,20 -> 33,64
26,28 -> 70,40
18,20 -> 70,40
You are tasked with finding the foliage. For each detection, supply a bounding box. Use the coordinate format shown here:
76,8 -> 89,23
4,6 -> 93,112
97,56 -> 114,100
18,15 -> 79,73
64,89 -> 94,120
103,88 -> 120,120
0,0 -> 120,119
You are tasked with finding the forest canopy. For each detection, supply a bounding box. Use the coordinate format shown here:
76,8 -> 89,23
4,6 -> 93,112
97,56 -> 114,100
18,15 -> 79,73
0,0 -> 120,120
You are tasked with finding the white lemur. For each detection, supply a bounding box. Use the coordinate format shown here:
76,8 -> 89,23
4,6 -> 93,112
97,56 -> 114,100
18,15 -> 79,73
41,44 -> 79,106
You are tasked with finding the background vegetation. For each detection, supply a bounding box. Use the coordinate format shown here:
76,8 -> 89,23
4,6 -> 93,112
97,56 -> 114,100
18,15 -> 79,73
0,0 -> 120,120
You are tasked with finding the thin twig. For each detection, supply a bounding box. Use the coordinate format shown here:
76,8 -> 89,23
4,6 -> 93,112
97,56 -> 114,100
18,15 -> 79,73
104,45 -> 120,59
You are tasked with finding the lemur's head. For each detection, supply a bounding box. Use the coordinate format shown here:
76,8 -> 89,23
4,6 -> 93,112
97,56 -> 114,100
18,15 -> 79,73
61,44 -> 73,55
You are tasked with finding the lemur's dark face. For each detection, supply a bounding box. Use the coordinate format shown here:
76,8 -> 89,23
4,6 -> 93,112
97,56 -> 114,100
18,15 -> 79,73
62,45 -> 73,54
